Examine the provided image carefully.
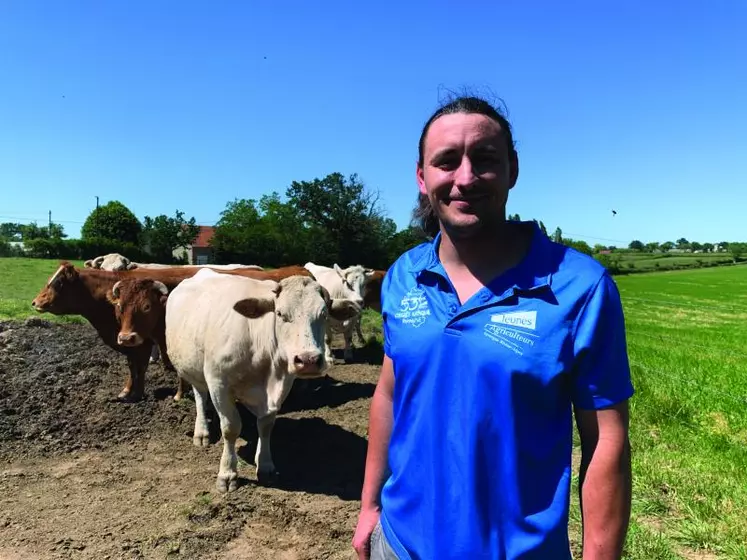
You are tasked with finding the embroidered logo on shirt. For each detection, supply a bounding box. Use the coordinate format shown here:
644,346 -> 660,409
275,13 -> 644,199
394,287 -> 431,328
484,310 -> 538,355
490,310 -> 537,330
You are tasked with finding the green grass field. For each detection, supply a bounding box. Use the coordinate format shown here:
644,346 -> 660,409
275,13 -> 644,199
0,257 -> 87,323
604,265 -> 747,559
1,257 -> 746,558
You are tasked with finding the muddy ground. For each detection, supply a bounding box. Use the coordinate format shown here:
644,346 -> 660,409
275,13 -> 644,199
0,318 -> 383,559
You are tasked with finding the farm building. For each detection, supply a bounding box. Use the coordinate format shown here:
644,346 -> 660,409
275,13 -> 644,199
172,225 -> 215,264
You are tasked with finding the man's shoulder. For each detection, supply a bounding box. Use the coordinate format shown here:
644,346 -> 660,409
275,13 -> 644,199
385,240 -> 433,281
546,238 -> 611,289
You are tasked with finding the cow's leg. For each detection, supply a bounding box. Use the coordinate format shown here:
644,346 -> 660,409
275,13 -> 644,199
118,355 -> 135,400
156,336 -> 189,401
149,345 -> 160,363
255,412 -> 278,484
119,351 -> 147,402
192,387 -> 211,447
324,324 -> 336,365
343,322 -> 355,362
205,379 -> 241,493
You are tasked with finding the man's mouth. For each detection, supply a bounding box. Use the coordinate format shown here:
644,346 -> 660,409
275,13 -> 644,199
446,194 -> 489,204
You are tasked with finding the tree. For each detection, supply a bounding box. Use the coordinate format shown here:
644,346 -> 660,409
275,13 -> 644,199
552,227 -> 563,243
728,242 -> 746,263
676,238 -> 689,250
286,172 -> 394,268
702,242 -> 714,253
387,226 -> 428,263
533,219 -> 548,236
256,192 -> 315,266
690,241 -> 703,252
142,210 -> 200,263
81,201 -> 143,245
0,222 -> 22,240
628,240 -> 644,251
563,238 -> 593,256
210,198 -> 265,265
46,222 -> 67,239
644,242 -> 660,253
660,241 -> 674,252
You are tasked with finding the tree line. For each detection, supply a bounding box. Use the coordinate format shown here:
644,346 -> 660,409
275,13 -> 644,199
1,171 -> 744,271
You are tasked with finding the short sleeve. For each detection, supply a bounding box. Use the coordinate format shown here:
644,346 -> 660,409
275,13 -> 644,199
570,272 -> 634,409
380,267 -> 395,357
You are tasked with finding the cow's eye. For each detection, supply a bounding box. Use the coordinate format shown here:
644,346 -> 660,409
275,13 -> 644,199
143,303 -> 151,312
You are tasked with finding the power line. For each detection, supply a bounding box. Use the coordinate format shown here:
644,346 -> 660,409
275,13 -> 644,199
562,231 -> 631,245
0,214 -> 222,226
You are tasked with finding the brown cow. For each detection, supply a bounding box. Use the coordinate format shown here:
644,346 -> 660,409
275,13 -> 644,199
31,262 -> 203,401
106,278 -> 189,401
31,261 -> 314,402
353,269 -> 387,344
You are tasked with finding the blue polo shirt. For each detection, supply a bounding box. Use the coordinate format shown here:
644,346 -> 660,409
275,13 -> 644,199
378,221 -> 634,559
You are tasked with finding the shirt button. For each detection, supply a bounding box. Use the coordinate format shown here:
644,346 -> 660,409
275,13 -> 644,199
448,304 -> 457,313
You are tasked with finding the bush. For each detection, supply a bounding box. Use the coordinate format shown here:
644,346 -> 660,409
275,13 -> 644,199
21,238 -> 151,262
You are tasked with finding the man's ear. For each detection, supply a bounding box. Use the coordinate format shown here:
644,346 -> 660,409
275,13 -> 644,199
508,149 -> 519,190
416,162 -> 426,195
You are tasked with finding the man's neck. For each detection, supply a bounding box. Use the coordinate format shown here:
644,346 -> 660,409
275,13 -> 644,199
438,220 -> 532,278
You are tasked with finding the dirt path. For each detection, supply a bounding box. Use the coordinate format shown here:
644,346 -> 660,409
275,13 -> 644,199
0,319 -> 379,559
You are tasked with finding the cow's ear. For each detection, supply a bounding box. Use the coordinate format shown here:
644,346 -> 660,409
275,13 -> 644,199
233,297 -> 275,319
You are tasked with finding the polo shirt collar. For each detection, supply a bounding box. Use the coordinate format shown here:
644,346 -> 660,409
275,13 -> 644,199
408,220 -> 553,296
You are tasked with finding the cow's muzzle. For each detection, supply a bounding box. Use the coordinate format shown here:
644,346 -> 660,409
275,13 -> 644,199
117,332 -> 144,347
292,351 -> 324,377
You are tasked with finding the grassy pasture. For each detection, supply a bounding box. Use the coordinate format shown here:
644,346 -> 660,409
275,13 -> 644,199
1,257 -> 746,558
592,265 -> 747,559
0,257 -> 86,323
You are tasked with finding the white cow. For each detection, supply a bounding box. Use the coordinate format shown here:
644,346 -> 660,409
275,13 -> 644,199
85,253 -> 263,272
303,262 -> 373,362
84,253 -> 136,271
164,268 -> 361,492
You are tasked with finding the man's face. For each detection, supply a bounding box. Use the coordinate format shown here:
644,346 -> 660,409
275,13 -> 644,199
417,112 -> 518,238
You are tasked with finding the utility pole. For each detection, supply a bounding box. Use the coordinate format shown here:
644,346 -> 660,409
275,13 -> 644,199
48,210 -> 51,230
95,196 -> 99,238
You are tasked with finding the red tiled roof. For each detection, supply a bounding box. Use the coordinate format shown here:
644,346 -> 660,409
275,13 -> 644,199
192,226 -> 215,248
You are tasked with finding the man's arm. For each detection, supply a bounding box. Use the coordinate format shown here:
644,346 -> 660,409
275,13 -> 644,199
574,400 -> 632,560
352,355 -> 395,559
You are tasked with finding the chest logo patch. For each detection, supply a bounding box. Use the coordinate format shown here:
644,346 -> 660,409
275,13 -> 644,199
484,310 -> 538,355
394,287 -> 431,328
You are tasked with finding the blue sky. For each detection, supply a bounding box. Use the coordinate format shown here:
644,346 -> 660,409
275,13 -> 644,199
1,1 -> 745,247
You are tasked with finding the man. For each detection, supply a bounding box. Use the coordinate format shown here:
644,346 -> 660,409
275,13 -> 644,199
353,95 -> 633,559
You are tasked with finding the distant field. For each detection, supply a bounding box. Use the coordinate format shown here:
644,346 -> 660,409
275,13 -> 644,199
612,251 -> 734,273
1,258 -> 747,557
